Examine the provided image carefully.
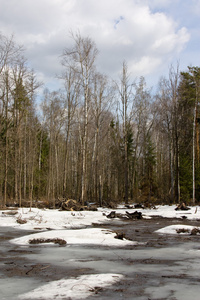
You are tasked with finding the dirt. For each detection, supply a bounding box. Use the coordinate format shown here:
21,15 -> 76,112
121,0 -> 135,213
1,216 -> 200,299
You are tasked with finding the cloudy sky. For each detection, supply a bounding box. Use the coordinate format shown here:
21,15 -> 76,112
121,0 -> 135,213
0,0 -> 199,92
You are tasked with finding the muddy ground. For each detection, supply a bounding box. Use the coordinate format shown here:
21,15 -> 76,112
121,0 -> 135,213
1,216 -> 200,299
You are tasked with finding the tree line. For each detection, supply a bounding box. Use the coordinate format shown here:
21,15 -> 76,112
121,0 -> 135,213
0,31 -> 200,208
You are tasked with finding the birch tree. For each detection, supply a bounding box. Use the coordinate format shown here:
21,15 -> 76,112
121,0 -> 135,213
61,67 -> 80,196
62,32 -> 98,204
42,89 -> 65,206
90,72 -> 112,204
0,33 -> 24,207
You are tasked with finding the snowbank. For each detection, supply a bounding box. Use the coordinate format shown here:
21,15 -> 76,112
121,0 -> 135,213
18,273 -> 123,299
103,205 -> 200,220
12,227 -> 137,247
0,208 -> 107,230
0,205 -> 200,233
156,224 -> 200,235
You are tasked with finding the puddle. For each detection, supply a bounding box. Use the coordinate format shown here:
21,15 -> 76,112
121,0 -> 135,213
145,282 -> 200,300
0,277 -> 41,300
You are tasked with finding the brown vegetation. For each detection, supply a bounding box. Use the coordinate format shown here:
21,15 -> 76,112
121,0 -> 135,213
29,238 -> 67,245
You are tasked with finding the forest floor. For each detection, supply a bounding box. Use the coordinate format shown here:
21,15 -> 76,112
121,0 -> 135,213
1,205 -> 200,299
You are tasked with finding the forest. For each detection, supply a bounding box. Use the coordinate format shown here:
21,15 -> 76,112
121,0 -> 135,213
0,31 -> 200,208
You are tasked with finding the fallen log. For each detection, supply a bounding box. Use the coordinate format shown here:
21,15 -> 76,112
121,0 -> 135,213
191,228 -> 200,235
175,203 -> 190,211
106,211 -> 116,218
114,231 -> 125,240
126,211 -> 142,219
124,204 -> 134,209
134,204 -> 144,209
176,228 -> 190,234
2,210 -> 18,216
16,218 -> 27,224
61,199 -> 82,211
56,198 -> 98,211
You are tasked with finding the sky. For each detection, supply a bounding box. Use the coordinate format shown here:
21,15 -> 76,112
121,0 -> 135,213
0,0 -> 199,94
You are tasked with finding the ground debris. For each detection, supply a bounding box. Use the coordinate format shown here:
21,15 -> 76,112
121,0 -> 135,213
124,203 -> 154,209
114,231 -> 126,240
2,210 -> 18,216
89,286 -> 103,294
126,211 -> 143,219
61,199 -> 82,211
175,202 -> 190,211
16,218 -> 27,224
106,211 -> 116,218
124,204 -> 134,209
134,204 -> 145,209
191,228 -> 200,235
106,210 -> 143,220
176,228 -> 190,234
56,198 -> 97,211
29,238 -> 67,245
176,227 -> 200,235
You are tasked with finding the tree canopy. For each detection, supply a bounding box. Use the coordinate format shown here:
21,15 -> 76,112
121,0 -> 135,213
0,32 -> 200,208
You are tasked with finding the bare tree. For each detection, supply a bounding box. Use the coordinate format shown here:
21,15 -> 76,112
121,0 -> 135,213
169,65 -> 180,203
90,72 -> 112,205
42,89 -> 65,206
0,34 -> 24,207
62,31 -> 98,204
154,65 -> 180,203
0,33 -> 23,75
115,62 -> 135,203
61,66 -> 80,196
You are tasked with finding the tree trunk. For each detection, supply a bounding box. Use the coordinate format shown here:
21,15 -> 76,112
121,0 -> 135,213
23,115 -> 27,200
63,124 -> 70,196
3,72 -> 9,207
81,78 -> 89,205
192,103 -> 197,204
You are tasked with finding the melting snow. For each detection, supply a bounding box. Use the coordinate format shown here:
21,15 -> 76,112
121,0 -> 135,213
1,204 -> 200,299
18,273 -> 123,300
12,227 -> 137,247
156,224 -> 200,235
0,205 -> 199,232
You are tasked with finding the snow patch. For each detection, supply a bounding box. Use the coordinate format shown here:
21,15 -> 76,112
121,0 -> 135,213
0,205 -> 200,233
18,273 -> 123,300
156,224 -> 200,235
11,227 -> 137,247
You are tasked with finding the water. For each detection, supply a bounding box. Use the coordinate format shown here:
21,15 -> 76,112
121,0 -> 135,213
1,219 -> 200,299
25,242 -> 200,299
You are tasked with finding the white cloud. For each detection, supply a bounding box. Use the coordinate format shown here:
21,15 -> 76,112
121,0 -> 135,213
191,0 -> 200,15
0,0 -> 191,90
130,56 -> 162,76
145,0 -> 174,9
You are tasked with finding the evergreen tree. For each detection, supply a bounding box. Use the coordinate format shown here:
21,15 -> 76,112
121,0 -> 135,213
178,67 -> 200,203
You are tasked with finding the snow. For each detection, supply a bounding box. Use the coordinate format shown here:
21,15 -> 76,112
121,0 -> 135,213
156,224 -> 200,235
1,205 -> 199,231
1,204 -> 200,299
104,204 -> 200,220
18,273 -> 123,300
12,227 -> 137,247
0,208 -> 108,230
